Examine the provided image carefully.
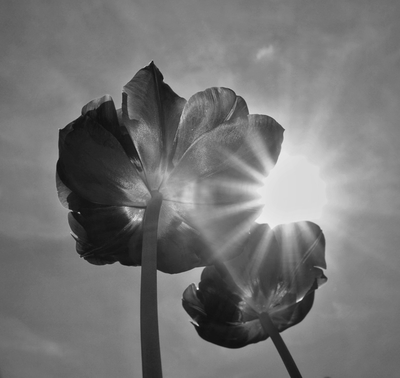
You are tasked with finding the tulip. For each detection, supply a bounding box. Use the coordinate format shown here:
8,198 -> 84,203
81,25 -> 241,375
56,62 -> 285,378
56,62 -> 284,274
182,221 -> 326,377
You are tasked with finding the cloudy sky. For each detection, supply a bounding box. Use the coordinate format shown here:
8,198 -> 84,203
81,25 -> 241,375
1,0 -> 400,377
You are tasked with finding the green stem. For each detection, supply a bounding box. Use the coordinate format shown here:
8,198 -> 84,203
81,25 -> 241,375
140,191 -> 163,378
258,312 -> 302,378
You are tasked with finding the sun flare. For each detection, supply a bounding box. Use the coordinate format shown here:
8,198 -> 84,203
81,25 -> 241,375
256,152 -> 327,228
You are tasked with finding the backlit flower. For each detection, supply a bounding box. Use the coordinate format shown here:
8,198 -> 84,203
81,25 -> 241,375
56,62 -> 284,273
182,221 -> 327,348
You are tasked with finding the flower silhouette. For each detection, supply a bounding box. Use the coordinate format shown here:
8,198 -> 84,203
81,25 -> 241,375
182,221 -> 327,348
56,62 -> 284,273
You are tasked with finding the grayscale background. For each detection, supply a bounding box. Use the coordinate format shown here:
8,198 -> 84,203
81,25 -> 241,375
1,1 -> 399,377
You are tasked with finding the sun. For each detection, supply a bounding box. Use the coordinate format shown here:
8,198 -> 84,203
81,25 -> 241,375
256,152 -> 327,228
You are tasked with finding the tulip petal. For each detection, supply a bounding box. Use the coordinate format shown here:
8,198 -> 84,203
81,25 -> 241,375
182,274 -> 316,348
172,88 -> 249,164
193,319 -> 267,349
157,219 -> 209,273
182,277 -> 268,349
272,221 -> 327,303
128,201 -> 213,273
222,224 -> 282,311
233,114 -> 284,178
68,205 -> 144,266
122,62 -> 186,189
82,95 -> 121,137
56,171 -> 73,209
221,222 -> 327,309
58,114 -> 150,207
162,115 -> 283,263
82,96 -> 144,173
57,171 -> 105,211
165,114 -> 284,205
167,120 -> 248,194
182,222 -> 326,348
271,291 -> 315,332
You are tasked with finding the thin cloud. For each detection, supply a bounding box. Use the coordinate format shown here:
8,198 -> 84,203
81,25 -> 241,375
255,45 -> 275,61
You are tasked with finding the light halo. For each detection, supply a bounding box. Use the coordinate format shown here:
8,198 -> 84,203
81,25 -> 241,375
256,152 -> 327,228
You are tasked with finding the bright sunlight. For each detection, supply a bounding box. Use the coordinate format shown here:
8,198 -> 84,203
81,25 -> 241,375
257,152 -> 327,228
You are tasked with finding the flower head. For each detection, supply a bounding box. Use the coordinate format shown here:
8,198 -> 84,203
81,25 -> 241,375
182,221 -> 327,348
57,62 -> 284,273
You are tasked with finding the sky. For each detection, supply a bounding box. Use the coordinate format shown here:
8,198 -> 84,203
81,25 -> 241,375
1,0 -> 400,377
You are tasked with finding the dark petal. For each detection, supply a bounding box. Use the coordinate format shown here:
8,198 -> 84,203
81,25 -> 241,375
182,284 -> 207,321
56,170 -> 100,211
56,170 -> 73,209
198,273 -> 245,323
193,317 -> 267,349
182,277 -> 268,349
156,220 -> 207,273
74,206 -> 143,245
198,266 -> 260,322
272,221 -> 327,303
162,119 -> 268,261
187,115 -> 284,192
122,62 -> 186,189
167,120 -> 249,194
68,205 -> 144,266
182,222 -> 327,348
221,222 -> 326,310
128,201 -> 213,273
220,224 -> 283,312
81,96 -> 144,173
271,291 -> 315,332
81,95 -> 121,138
232,114 -> 284,179
115,108 -> 144,171
58,114 -> 150,206
164,115 -> 284,206
172,88 -> 249,164
220,222 -> 326,310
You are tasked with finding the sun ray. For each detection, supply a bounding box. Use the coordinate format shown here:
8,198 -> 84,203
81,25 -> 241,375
163,125 -> 287,258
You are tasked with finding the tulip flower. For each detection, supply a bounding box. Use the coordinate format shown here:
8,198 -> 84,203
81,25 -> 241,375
57,62 -> 284,274
182,221 -> 326,377
56,62 -> 285,378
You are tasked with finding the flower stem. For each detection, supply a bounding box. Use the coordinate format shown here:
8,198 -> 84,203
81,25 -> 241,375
213,262 -> 302,378
258,312 -> 302,378
140,191 -> 163,378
